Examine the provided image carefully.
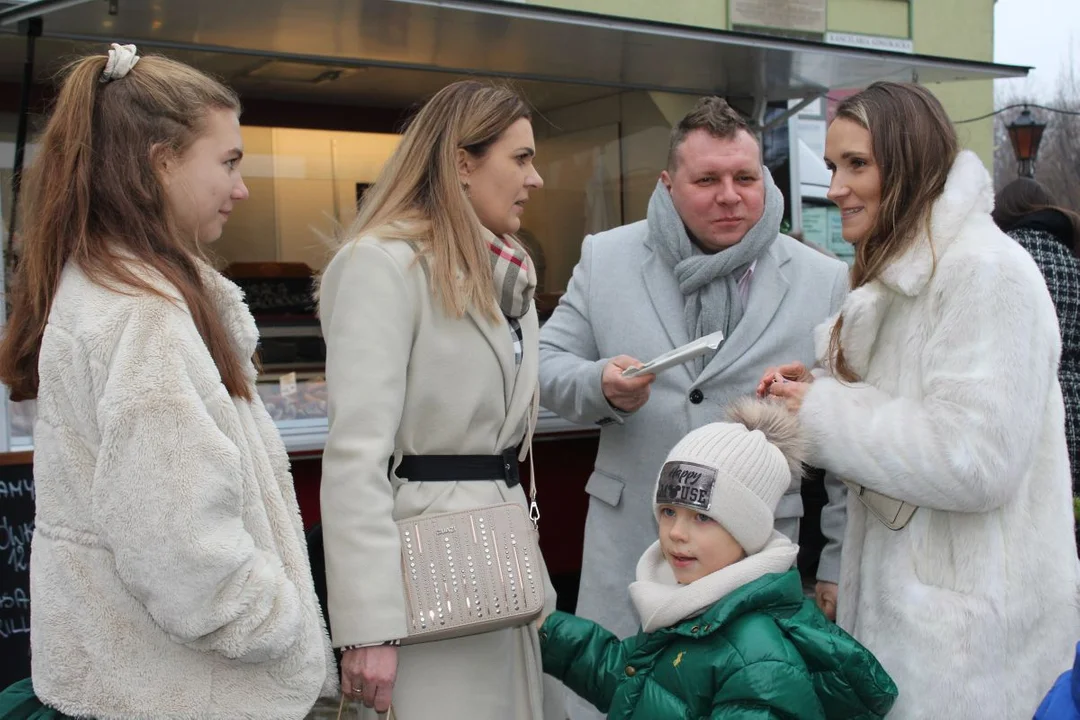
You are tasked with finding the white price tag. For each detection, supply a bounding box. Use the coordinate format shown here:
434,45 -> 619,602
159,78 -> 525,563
279,371 -> 298,398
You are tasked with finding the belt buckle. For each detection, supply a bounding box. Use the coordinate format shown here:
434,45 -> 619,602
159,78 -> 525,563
503,448 -> 520,485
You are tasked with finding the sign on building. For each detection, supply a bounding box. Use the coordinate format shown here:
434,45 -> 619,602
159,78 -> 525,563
730,0 -> 827,36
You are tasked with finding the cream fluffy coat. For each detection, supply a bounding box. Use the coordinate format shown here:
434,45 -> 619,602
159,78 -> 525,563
800,151 -> 1080,719
30,262 -> 336,719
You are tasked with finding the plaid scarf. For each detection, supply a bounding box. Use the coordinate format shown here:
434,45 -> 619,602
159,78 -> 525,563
487,232 -> 536,319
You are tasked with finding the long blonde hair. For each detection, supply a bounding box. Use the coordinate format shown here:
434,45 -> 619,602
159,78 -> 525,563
332,80 -> 531,320
828,82 -> 959,381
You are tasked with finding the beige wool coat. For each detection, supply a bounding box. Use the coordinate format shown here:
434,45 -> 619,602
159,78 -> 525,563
319,234 -> 562,720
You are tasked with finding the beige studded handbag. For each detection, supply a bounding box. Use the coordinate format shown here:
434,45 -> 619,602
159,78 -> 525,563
395,452 -> 544,645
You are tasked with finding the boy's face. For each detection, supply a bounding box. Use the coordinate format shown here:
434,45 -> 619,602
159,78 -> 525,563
658,504 -> 747,584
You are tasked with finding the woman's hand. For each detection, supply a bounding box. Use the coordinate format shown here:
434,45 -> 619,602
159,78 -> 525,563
341,645 -> 398,713
757,362 -> 813,398
767,377 -> 811,413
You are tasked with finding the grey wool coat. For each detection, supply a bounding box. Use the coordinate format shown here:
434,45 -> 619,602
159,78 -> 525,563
539,223 -> 849,645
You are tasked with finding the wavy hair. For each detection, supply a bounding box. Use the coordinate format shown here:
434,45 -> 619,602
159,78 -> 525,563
827,82 -> 959,381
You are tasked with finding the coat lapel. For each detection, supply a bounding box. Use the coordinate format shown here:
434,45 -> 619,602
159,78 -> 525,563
813,281 -> 892,379
467,305 -> 516,413
695,240 -> 790,387
641,242 -> 692,381
200,263 -> 260,382
497,305 -> 539,452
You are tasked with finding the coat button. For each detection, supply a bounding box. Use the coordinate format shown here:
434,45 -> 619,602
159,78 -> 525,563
691,626 -> 700,634
689,389 -> 704,404
625,665 -> 637,677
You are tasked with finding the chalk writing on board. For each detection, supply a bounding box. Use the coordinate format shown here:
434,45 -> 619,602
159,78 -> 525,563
0,614 -> 30,639
0,463 -> 33,689
0,478 -> 33,500
0,514 -> 32,573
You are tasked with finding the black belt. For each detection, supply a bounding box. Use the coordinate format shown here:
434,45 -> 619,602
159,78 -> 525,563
392,448 -> 520,487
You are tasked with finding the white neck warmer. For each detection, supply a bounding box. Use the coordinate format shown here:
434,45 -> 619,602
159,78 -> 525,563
629,531 -> 798,633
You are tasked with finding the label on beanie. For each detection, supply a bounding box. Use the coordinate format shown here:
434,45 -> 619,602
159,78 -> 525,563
656,461 -> 716,511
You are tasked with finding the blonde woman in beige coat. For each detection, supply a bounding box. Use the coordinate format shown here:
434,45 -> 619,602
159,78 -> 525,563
318,80 -> 562,719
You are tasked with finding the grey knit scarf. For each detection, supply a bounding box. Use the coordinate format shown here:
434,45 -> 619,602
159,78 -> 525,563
648,167 -> 783,371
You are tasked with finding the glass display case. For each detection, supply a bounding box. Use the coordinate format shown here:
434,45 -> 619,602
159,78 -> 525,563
227,262 -> 333,453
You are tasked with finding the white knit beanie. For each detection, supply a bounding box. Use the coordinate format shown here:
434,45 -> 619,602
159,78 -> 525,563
653,397 -> 806,555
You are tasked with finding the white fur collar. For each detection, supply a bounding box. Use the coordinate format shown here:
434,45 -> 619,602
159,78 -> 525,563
812,282 -> 892,378
123,255 -> 259,380
878,150 -> 992,297
813,151 -> 992,375
109,247 -> 260,370
198,262 -> 260,374
629,532 -> 798,633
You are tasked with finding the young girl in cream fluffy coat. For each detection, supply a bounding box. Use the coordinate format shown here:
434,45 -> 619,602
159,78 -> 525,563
0,45 -> 335,719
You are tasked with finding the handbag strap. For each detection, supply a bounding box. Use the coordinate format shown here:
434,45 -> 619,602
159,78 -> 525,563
521,386 -> 540,530
527,440 -> 538,530
337,695 -> 397,720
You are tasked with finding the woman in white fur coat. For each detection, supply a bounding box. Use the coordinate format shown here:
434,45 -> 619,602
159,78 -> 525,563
0,47 -> 335,718
763,82 -> 1080,719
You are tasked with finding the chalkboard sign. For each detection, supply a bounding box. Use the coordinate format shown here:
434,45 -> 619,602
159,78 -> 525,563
0,452 -> 33,689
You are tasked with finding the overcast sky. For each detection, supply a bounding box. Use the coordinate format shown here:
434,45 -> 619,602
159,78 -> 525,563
994,0 -> 1080,101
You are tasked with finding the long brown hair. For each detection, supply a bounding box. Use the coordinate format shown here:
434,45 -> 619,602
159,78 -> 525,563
330,80 -> 531,321
0,51 -> 251,401
828,82 -> 960,381
992,177 -> 1080,256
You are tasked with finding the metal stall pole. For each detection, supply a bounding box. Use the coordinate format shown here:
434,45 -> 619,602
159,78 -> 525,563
0,17 -> 41,453
6,16 -> 42,276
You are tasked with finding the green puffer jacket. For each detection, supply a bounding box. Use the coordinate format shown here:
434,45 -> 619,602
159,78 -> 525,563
540,570 -> 897,719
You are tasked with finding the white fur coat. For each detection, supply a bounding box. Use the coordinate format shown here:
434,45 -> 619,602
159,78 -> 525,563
800,151 -> 1080,719
29,261 -> 336,719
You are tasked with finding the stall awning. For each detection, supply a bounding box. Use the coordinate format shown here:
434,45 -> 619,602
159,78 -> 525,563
0,0 -> 1027,100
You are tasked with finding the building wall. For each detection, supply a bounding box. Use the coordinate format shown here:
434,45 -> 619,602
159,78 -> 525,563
506,0 -> 728,30
912,0 -> 996,167
502,0 -> 997,169
828,0 -> 909,38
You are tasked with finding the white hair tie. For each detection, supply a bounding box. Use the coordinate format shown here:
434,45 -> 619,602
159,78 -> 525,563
100,43 -> 139,83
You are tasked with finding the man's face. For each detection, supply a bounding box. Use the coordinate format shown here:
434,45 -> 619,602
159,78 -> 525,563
660,128 -> 766,252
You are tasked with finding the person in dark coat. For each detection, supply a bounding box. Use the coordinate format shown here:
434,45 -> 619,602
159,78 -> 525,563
993,178 -> 1080,502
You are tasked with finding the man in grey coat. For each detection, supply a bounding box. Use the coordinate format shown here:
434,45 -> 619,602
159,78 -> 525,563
540,97 -> 848,719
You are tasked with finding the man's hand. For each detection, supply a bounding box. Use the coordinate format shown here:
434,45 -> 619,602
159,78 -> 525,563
601,356 -> 656,413
815,581 -> 838,622
341,645 -> 397,713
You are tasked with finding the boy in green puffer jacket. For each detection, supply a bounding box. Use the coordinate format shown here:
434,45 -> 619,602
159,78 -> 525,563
539,398 -> 897,719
